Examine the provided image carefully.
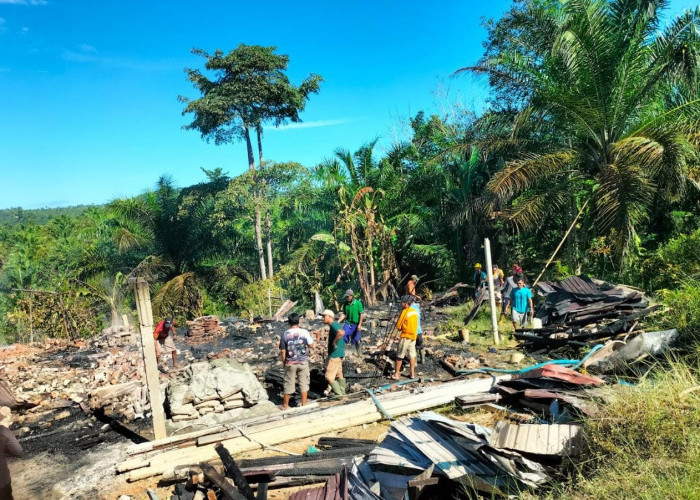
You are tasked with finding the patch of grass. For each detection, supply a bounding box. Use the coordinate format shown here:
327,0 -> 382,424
438,302 -> 516,347
549,362 -> 700,499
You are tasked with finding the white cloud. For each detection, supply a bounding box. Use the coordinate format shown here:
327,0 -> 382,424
20,26 -> 29,34
79,43 -> 97,53
61,49 -> 177,71
270,119 -> 351,131
0,1 -> 48,5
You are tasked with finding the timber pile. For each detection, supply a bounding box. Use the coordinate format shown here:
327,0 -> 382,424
116,375 -> 508,482
186,315 -> 226,344
516,275 -> 658,348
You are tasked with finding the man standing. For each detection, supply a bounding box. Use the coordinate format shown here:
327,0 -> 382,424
406,274 -> 419,297
492,265 -> 505,287
321,309 -> 346,396
473,264 -> 487,297
392,296 -> 419,380
279,312 -> 315,409
510,277 -> 534,330
153,317 -> 178,369
338,289 -> 365,357
0,406 -> 21,500
500,269 -> 518,321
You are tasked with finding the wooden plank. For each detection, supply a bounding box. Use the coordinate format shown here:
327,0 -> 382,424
200,463 -> 247,500
122,376 -> 507,481
133,277 -> 167,440
215,443 -> 255,500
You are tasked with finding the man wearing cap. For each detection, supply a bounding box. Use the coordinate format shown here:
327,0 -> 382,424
279,312 -> 315,409
321,309 -> 346,396
392,296 -> 419,380
153,317 -> 178,369
338,289 -> 365,357
406,274 -> 419,297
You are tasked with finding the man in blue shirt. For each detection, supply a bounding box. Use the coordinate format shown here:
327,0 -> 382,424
509,277 -> 534,329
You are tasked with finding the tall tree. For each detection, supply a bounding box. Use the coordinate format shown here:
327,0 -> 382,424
180,44 -> 321,280
460,0 -> 700,265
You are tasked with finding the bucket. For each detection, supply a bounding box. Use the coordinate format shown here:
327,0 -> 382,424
510,352 -> 525,364
459,329 -> 469,343
532,317 -> 543,329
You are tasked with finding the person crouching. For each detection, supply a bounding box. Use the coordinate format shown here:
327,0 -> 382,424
392,296 -> 419,380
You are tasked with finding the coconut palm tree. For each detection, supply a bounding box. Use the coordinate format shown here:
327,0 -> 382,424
459,0 -> 700,264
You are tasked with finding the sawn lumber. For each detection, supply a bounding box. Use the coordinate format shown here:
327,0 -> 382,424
121,376 -> 507,482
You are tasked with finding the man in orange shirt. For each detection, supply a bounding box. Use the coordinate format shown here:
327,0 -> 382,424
391,296 -> 419,380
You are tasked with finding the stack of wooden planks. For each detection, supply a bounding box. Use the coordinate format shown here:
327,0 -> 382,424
117,375 -> 508,483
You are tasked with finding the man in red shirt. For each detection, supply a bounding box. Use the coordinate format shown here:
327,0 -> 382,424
153,317 -> 178,369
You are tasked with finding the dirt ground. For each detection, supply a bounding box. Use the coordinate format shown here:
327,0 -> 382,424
5,301 -> 534,499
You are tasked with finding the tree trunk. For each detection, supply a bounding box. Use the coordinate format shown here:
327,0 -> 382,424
245,126 -> 267,280
110,303 -> 120,327
257,126 -> 274,277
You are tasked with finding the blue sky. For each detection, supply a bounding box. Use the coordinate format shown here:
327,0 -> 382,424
0,0 -> 697,209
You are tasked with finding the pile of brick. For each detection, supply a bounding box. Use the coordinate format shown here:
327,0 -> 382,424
1,325 -> 151,439
186,315 -> 226,344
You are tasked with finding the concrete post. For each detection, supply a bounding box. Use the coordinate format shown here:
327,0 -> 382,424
484,238 -> 500,345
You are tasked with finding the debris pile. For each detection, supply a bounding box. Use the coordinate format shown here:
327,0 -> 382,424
165,358 -> 275,431
186,315 -> 226,344
444,354 -> 481,370
516,275 -> 659,348
0,326 -> 151,441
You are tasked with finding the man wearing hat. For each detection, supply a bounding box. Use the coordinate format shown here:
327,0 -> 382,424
153,317 -> 178,369
473,263 -> 487,298
321,309 -> 346,396
338,289 -> 365,357
279,312 -> 316,409
0,406 -> 21,500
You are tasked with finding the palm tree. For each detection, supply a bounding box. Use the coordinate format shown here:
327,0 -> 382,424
459,0 -> 700,264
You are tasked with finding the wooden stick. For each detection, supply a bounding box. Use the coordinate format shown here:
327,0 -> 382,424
200,463 -> 246,500
215,443 -> 256,500
532,198 -> 590,287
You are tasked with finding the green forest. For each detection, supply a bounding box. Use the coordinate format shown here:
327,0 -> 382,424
2,0 -> 700,344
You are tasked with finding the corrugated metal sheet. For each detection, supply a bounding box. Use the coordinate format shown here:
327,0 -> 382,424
515,364 -> 604,387
392,418 -> 497,479
488,422 -> 583,456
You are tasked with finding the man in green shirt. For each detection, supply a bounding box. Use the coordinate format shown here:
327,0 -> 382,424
322,309 -> 346,396
338,289 -> 365,356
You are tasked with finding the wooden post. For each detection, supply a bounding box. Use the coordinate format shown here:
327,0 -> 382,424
484,238 -> 500,345
131,277 -> 167,440
532,198 -> 590,287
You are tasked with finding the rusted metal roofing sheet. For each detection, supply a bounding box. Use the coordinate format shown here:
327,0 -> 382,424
515,363 -> 604,387
288,467 -> 348,500
488,422 -> 583,456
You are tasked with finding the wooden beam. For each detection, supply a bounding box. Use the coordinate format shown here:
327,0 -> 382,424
200,463 -> 247,500
121,376 -> 508,481
215,443 -> 255,500
132,277 -> 167,440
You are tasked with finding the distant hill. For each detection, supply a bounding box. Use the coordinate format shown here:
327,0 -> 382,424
0,205 -> 96,226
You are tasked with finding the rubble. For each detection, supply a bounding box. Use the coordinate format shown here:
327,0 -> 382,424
515,275 -> 660,348
186,315 -> 226,344
165,358 -> 276,432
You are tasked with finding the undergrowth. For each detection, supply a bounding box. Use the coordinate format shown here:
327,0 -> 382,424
550,362 -> 700,499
